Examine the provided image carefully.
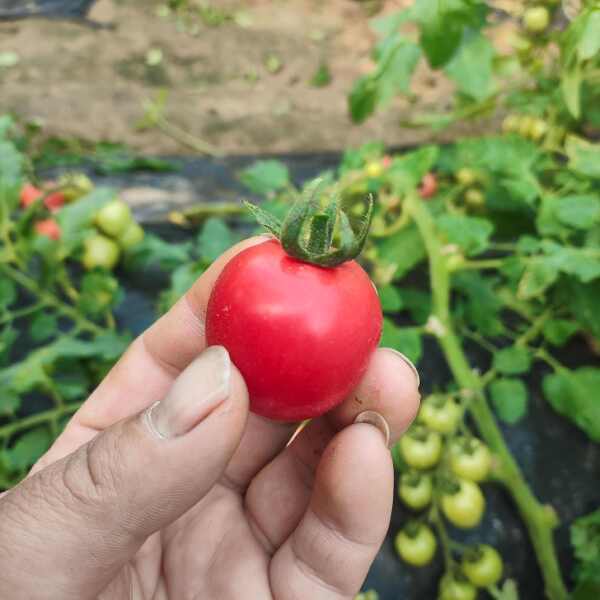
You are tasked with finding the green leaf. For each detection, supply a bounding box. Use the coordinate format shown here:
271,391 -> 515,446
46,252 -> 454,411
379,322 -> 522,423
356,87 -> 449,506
445,32 -> 495,101
310,62 -> 332,88
540,240 -> 600,283
493,346 -> 532,375
453,272 -> 504,336
542,319 -> 579,347
489,378 -> 528,424
0,325 -> 17,366
378,285 -> 403,312
349,76 -> 379,124
375,224 -> 426,280
0,390 -> 20,415
517,258 -> 559,299
566,136 -> 600,179
5,427 -> 52,471
543,367 -> 600,441
0,139 -> 23,187
197,217 -> 236,262
78,271 -> 121,317
388,145 -> 439,194
239,160 -> 290,195
571,507 -> 600,596
562,60 -> 582,119
380,318 -> 422,364
126,234 -> 192,271
401,288 -> 432,325
159,261 -> 205,313
54,362 -> 90,402
29,312 -> 58,342
436,214 -> 493,256
564,279 -> 600,341
555,195 -> 600,230
578,10 -> 600,60
0,276 -> 17,310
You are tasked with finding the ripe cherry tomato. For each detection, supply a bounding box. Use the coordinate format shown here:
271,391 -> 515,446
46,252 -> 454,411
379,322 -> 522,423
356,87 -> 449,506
381,155 -> 393,169
420,396 -> 462,434
20,183 -> 65,212
96,200 -> 132,237
462,545 -> 503,587
395,524 -> 437,567
34,219 -> 61,241
449,437 -> 492,482
398,472 -> 433,510
206,240 -> 382,421
439,573 -> 478,600
524,6 -> 550,33
441,479 -> 486,529
456,168 -> 477,186
399,426 -> 443,470
419,172 -> 438,199
119,222 -> 145,250
82,234 -> 121,271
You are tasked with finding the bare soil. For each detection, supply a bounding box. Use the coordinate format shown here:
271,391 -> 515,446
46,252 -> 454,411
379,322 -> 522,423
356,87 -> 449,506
0,0 -> 514,155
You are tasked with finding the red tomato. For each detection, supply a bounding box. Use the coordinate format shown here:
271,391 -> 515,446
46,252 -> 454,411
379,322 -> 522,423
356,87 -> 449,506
206,240 -> 382,421
381,155 -> 393,169
20,183 -> 65,212
20,183 -> 43,208
35,219 -> 61,241
419,173 -> 438,199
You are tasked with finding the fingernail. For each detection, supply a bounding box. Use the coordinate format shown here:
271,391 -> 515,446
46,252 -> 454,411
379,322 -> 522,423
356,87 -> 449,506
354,411 -> 390,447
382,348 -> 420,389
145,346 -> 231,439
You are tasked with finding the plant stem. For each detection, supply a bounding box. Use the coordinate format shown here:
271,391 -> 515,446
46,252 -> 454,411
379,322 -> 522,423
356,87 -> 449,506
0,264 -> 103,335
0,403 -> 81,439
406,193 -> 569,600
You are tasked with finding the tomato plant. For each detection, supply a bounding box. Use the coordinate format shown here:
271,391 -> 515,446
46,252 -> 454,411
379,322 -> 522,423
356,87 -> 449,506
399,426 -> 443,470
419,395 -> 462,435
449,438 -> 492,483
398,472 -> 433,511
441,479 -> 486,529
462,545 -> 504,588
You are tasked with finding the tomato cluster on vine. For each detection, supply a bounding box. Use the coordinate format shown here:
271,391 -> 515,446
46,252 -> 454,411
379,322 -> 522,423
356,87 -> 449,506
20,174 -> 145,272
392,393 -> 505,598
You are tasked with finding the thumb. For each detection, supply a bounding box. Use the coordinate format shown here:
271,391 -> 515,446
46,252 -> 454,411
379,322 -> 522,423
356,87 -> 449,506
0,346 -> 248,599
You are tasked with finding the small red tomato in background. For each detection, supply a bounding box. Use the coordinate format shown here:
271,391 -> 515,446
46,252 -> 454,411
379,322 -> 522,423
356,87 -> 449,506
35,218 -> 61,241
20,183 -> 43,208
20,183 -> 65,212
419,172 -> 437,199
206,239 -> 382,421
381,155 -> 393,169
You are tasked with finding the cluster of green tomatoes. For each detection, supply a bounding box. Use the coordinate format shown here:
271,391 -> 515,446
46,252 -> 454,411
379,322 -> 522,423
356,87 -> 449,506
393,396 -> 505,599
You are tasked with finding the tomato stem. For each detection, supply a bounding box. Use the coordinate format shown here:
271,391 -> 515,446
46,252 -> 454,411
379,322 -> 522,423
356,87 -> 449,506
406,192 -> 569,600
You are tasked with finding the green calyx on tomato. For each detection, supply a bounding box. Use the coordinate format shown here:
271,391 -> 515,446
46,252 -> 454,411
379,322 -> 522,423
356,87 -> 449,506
395,522 -> 437,567
420,395 -> 462,434
449,437 -> 492,482
441,478 -> 486,529
462,545 -> 503,587
400,425 -> 443,469
438,572 -> 478,600
245,177 -> 373,267
399,471 -> 433,510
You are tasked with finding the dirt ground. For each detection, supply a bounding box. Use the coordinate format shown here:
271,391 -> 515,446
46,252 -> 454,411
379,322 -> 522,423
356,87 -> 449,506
0,0 -> 514,155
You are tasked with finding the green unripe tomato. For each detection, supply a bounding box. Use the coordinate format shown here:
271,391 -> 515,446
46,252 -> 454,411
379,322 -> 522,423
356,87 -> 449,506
400,427 -> 443,470
395,524 -> 437,567
462,545 -> 503,587
420,396 -> 462,434
59,173 -> 94,202
96,200 -> 133,237
398,472 -> 433,510
502,114 -> 521,134
456,168 -> 478,186
518,115 -> 535,138
119,222 -> 145,250
446,252 -> 466,272
438,573 -> 478,600
449,438 -> 492,482
465,189 -> 485,208
441,479 -> 486,529
82,234 -> 121,271
524,7 -> 550,33
365,161 -> 384,179
529,118 -> 548,141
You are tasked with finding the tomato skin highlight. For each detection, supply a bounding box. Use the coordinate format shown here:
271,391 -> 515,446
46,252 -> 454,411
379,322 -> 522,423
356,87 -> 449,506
206,240 -> 382,421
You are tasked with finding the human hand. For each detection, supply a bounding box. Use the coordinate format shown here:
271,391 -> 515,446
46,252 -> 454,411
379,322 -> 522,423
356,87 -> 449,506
0,237 -> 420,599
